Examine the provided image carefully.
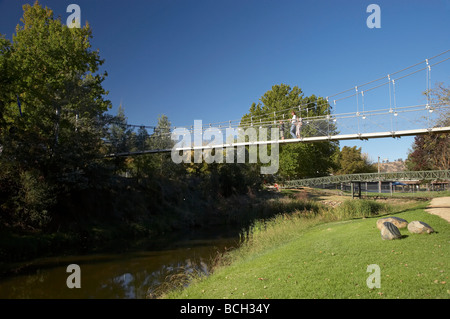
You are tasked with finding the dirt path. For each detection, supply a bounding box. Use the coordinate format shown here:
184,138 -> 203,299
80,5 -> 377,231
425,197 -> 450,222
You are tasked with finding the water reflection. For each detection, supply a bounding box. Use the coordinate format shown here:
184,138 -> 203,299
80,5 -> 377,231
0,228 -> 240,299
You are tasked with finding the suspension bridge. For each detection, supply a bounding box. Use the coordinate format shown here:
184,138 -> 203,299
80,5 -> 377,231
105,50 -> 450,157
282,170 -> 450,189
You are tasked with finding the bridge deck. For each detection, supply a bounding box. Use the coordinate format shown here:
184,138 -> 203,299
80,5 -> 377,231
106,126 -> 450,157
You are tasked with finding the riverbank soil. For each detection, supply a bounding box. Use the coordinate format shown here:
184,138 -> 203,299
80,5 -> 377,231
426,197 -> 450,222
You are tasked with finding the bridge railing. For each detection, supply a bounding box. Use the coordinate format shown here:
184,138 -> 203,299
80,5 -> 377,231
282,170 -> 450,188
103,103 -> 450,156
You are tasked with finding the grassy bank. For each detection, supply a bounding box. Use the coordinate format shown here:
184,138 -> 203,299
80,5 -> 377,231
166,196 -> 449,299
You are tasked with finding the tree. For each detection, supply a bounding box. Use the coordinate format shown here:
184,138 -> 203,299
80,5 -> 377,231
105,105 -> 134,174
135,126 -> 150,152
0,35 -> 13,129
426,82 -> 450,126
126,114 -> 176,179
241,84 -> 339,179
0,2 -> 111,229
149,114 -> 173,150
405,135 -> 433,171
149,114 -> 175,176
333,146 -> 376,175
1,1 -> 110,170
406,83 -> 450,171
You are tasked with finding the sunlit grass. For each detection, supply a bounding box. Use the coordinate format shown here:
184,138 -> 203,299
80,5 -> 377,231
166,199 -> 449,299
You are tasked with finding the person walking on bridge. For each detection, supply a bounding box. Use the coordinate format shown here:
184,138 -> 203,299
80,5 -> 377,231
290,110 -> 297,139
296,116 -> 303,138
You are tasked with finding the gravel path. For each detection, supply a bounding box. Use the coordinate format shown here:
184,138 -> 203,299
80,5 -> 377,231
425,197 -> 450,222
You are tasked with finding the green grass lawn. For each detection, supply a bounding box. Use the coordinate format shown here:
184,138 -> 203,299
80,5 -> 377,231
166,202 -> 449,299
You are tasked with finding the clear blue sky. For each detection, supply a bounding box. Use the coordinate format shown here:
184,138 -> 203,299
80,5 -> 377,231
1,0 -> 449,162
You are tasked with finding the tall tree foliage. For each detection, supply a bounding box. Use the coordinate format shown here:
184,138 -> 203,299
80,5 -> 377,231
149,114 -> 175,175
105,105 -> 133,174
0,2 -> 270,233
0,35 -> 12,129
127,114 -> 176,178
241,84 -> 339,179
333,146 -> 376,175
0,2 -> 111,228
406,83 -> 450,171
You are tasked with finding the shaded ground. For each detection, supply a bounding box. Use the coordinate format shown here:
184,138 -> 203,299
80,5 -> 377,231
426,197 -> 450,222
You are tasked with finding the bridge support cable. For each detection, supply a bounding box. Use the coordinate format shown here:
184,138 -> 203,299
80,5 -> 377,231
103,51 -> 449,157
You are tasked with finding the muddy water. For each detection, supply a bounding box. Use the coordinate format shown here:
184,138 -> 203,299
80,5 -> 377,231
0,227 -> 241,299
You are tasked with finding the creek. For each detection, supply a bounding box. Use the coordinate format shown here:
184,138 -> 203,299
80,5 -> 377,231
0,226 -> 241,298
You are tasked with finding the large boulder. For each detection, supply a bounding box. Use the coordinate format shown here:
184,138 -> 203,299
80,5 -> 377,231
407,221 -> 434,234
380,222 -> 402,240
376,217 -> 408,230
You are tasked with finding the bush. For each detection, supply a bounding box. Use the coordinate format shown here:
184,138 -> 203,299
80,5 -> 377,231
332,199 -> 388,220
13,170 -> 56,229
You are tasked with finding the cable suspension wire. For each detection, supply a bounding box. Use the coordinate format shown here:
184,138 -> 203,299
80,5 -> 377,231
127,102 -> 447,142
121,50 -> 449,133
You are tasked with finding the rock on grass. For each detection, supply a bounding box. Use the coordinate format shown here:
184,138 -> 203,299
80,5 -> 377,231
380,222 -> 402,240
376,217 -> 408,230
407,221 -> 434,234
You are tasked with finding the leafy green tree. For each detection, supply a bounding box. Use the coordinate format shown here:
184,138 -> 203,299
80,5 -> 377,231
149,114 -> 173,150
2,1 -> 110,169
135,126 -> 150,152
0,2 -> 111,229
126,114 -> 177,179
148,114 -> 175,176
0,35 -> 13,129
241,84 -> 339,179
333,146 -> 376,175
108,106 -> 132,151
105,105 -> 133,172
128,126 -> 152,181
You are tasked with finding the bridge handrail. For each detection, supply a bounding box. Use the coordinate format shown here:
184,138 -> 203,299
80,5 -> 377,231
282,170 -> 450,188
